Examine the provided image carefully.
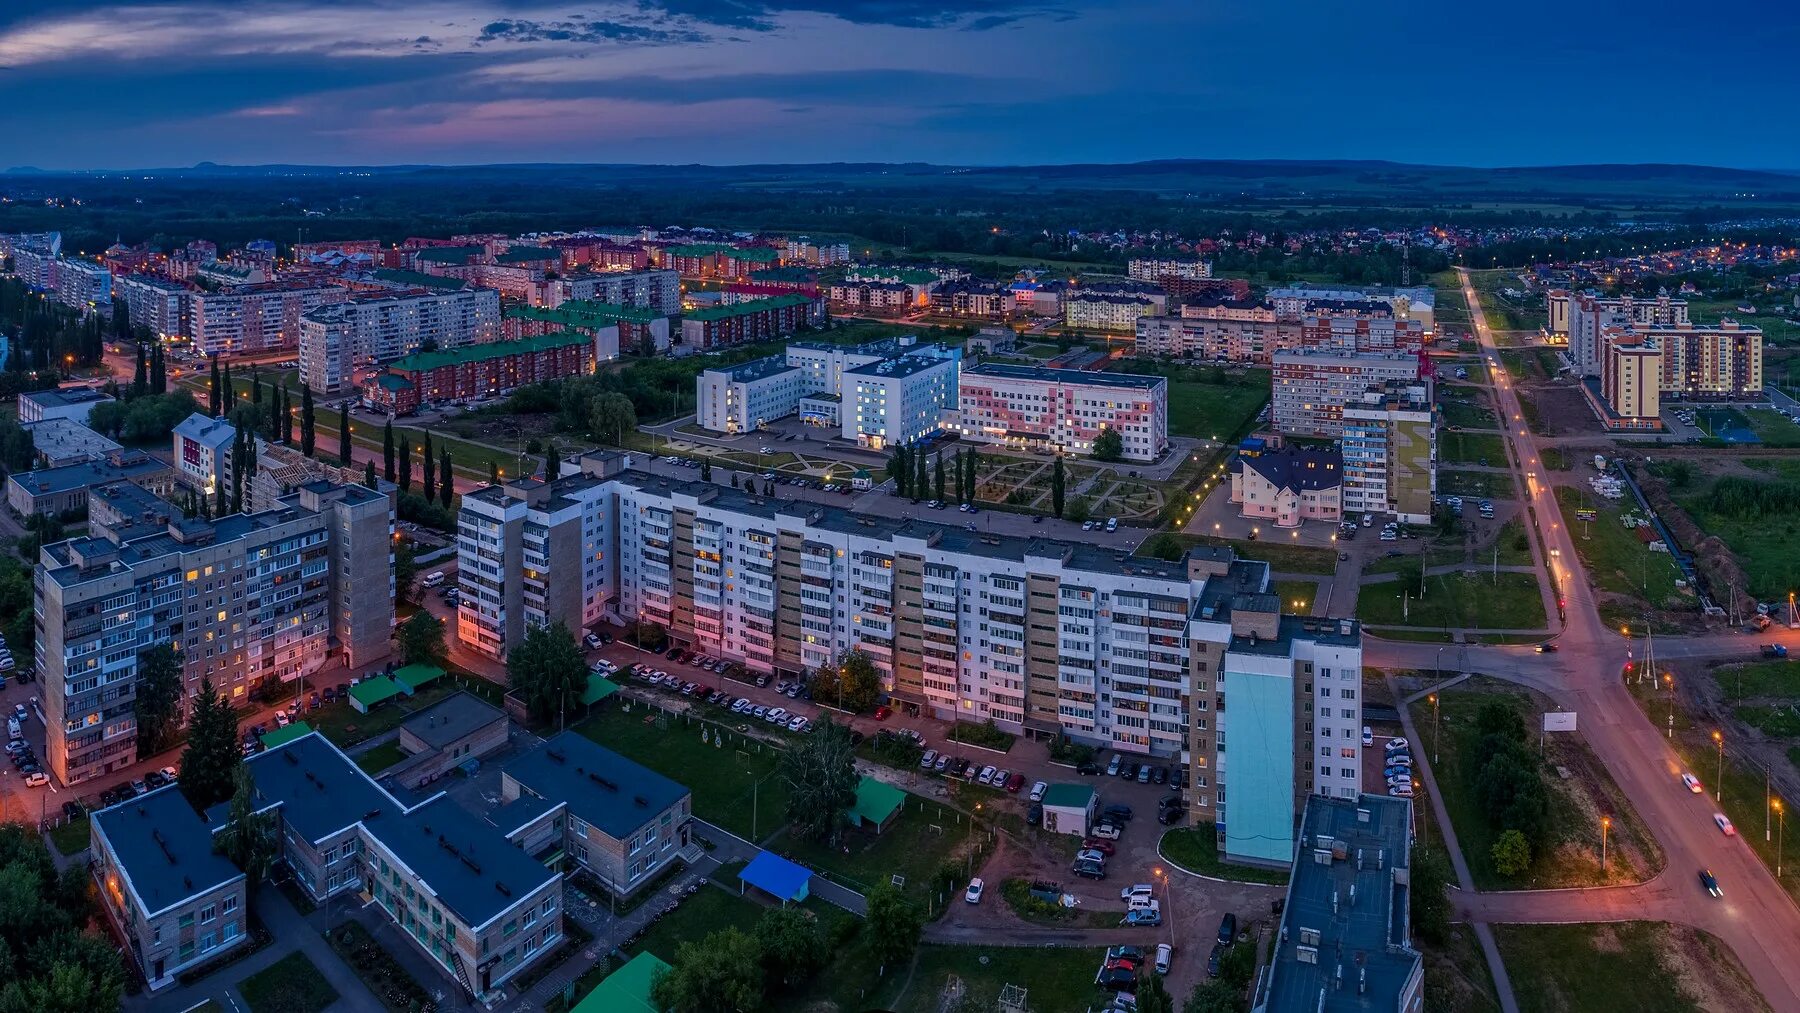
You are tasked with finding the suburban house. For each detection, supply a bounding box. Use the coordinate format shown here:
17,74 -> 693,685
1231,444 -> 1343,527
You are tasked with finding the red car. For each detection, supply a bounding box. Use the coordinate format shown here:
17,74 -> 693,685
873,705 -> 892,721
1005,772 -> 1026,793
1081,838 -> 1117,855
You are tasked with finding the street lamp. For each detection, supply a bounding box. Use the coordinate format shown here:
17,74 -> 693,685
1665,673 -> 1675,738
1429,693 -> 1440,764
1600,815 -> 1611,875
1153,866 -> 1173,946
1714,731 -> 1724,802
1777,799 -> 1786,878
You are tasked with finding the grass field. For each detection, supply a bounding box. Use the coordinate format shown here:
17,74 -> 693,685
1497,922 -> 1769,1013
1556,487 -> 1687,610
1675,472 -> 1800,602
576,704 -> 790,841
1713,660 -> 1800,702
1141,534 -> 1339,574
1105,359 -> 1268,441
1159,828 -> 1289,885
48,815 -> 90,856
1438,431 -> 1508,467
1440,396 -> 1499,431
1437,469 -> 1511,499
1358,570 -> 1546,631
1412,679 -> 1658,889
353,742 -> 406,775
1273,579 -> 1320,614
305,676 -> 505,748
769,791 -> 982,900
883,944 -> 1118,1013
238,952 -> 339,1013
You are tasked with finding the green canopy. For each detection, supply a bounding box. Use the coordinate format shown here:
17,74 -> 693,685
393,664 -> 446,692
850,775 -> 906,830
580,674 -> 620,706
260,721 -> 312,749
349,676 -> 403,711
571,951 -> 670,1013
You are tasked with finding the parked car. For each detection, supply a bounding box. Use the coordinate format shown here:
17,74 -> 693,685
1029,781 -> 1048,801
965,878 -> 984,904
1123,907 -> 1161,927
1362,726 -> 1374,746
1091,823 -> 1121,841
1218,913 -> 1238,944
1006,772 -> 1026,793
1026,802 -> 1042,826
1136,765 -> 1151,784
934,754 -> 952,773
920,749 -> 939,769
1073,860 -> 1107,880
1105,754 -> 1122,777
1207,942 -> 1226,978
977,765 -> 999,785
583,632 -> 604,650
1077,760 -> 1101,775
1080,838 -> 1116,855
1154,943 -> 1172,976
1120,883 -> 1154,902
1102,803 -> 1134,822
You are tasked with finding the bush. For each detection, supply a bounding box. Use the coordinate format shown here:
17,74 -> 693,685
1047,735 -> 1096,766
870,730 -> 924,769
947,719 -> 1014,752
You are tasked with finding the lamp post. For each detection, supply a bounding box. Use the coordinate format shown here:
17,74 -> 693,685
1664,673 -> 1674,738
1153,865 -> 1173,946
1435,646 -> 1445,682
1430,693 -> 1440,764
1600,815 -> 1611,875
1714,731 -> 1724,803
1777,799 -> 1786,878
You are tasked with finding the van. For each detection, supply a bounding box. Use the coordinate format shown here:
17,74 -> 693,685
5,717 -> 18,740
421,571 -> 447,589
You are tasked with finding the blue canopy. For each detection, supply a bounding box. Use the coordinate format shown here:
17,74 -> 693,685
739,850 -> 812,904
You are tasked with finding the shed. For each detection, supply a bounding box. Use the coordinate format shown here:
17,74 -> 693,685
392,664 -> 446,694
571,951 -> 671,1013
579,674 -> 620,707
739,850 -> 812,905
260,721 -> 313,749
849,776 -> 906,833
349,676 -> 403,713
1039,783 -> 1096,837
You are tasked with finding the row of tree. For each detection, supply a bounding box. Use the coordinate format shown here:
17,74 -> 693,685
889,445 -> 983,504
1466,701 -> 1552,877
380,420 -> 456,509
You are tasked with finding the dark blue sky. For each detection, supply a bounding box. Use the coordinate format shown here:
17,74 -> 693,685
2,0 -> 1795,170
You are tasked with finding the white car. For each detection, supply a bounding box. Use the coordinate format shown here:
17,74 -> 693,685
1389,785 -> 1414,798
584,633 -> 603,650
1714,813 -> 1736,836
1029,781 -> 1048,802
1154,942 -> 1172,975
1386,738 -> 1409,753
1682,773 -> 1703,793
977,765 -> 998,785
23,771 -> 48,788
1362,726 -> 1374,746
965,878 -> 984,904
787,716 -> 809,733
767,707 -> 789,724
1077,849 -> 1109,865
1091,823 -> 1122,840
160,765 -> 179,783
1120,883 -> 1154,902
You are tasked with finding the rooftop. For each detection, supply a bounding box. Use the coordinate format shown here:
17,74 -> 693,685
402,692 -> 506,752
222,733 -> 407,845
413,245 -> 485,264
1260,794 -> 1420,1013
1237,446 -> 1343,493
1228,614 -> 1363,657
845,349 -> 957,380
173,412 -> 236,450
92,785 -> 244,918
506,731 -> 689,841
1040,783 -> 1095,809
962,362 -> 1166,391
8,451 -> 168,497
509,300 -> 662,326
389,331 -> 591,373
369,269 -> 469,292
363,796 -> 560,929
21,417 -> 121,462
704,354 -> 796,384
23,386 -> 115,409
684,293 -> 813,322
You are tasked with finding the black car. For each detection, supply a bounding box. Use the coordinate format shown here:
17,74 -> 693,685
1073,861 -> 1107,880
1102,803 -> 1134,822
1535,643 -> 1558,654
1218,912 -> 1238,945
1098,967 -> 1137,992
1118,761 -> 1138,779
1077,761 -> 1101,775
1157,806 -> 1186,826
1158,793 -> 1182,810
1152,765 -> 1168,785
1699,869 -> 1723,898
61,800 -> 84,821
1206,942 -> 1226,978
1026,802 -> 1042,826
143,770 -> 167,790
666,647 -> 683,660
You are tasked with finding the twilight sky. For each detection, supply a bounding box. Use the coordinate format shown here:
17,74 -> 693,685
2,0 -> 1796,170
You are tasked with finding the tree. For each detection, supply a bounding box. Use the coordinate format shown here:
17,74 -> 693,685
396,610 -> 446,667
0,827 -> 124,1013
1051,455 -> 1066,517
300,386 -> 315,457
150,343 -> 165,393
1411,845 -> 1452,945
934,452 -> 945,502
221,362 -> 234,411
214,766 -> 278,889
489,459 -> 500,486
209,357 -> 221,415
865,881 -> 924,968
1491,828 -> 1532,876
179,678 -> 241,811
589,391 -> 637,446
757,907 -> 827,990
421,432 -> 437,503
338,408 -> 351,465
1183,981 -> 1243,1013
440,447 -> 454,508
806,649 -> 882,714
1136,975 -> 1176,1013
544,441 -> 561,479
382,420 -> 396,482
890,445 -> 908,497
649,926 -> 764,1013
913,450 -> 928,500
1093,426 -> 1124,461
953,449 -> 964,502
700,458 -> 712,482
778,716 -> 858,845
132,643 -> 182,756
131,344 -> 146,397
251,373 -> 262,406
363,460 -> 377,489
398,436 -> 412,490
506,621 -> 588,726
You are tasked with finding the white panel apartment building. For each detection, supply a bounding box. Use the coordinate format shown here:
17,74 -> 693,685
116,275 -> 194,342
191,285 -> 349,356
553,270 -> 682,315
1271,350 -> 1425,438
1128,258 -> 1212,281
693,338 -> 954,441
843,350 -> 960,450
695,356 -> 805,434
951,363 -> 1169,461
300,288 -> 503,394
56,258 -> 114,312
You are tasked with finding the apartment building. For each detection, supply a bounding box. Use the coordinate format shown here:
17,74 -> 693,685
1129,258 -> 1212,281
1136,315 -> 1301,363
1231,445 -> 1343,528
1597,329 -> 1664,428
827,280 -> 914,316
115,274 -> 195,342
680,294 -> 814,350
843,347 -> 961,450
1554,289 -> 1689,374
508,301 -> 663,357
363,332 -> 596,414
1271,351 -> 1425,438
57,258 -> 114,312
7,450 -> 175,517
1064,292 -> 1163,333
552,269 -> 681,315
928,279 -> 1016,319
1183,296 -> 1277,323
952,363 -> 1169,461
1253,793 -> 1424,1013
191,284 -> 349,356
784,240 -> 850,266
1299,315 -> 1427,356
695,337 -> 954,435
1645,319 -> 1763,399
696,356 -> 804,434
1268,285 -> 1435,332
1340,383 -> 1436,524
35,481 -> 394,784
172,414 -> 236,496
299,286 -> 502,394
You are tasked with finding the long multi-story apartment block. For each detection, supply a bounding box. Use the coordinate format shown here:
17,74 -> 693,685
191,284 -> 349,356
57,258 -> 114,312
455,456 -> 1362,864
1129,258 -> 1212,281
1271,350 -> 1425,438
1065,292 -> 1164,332
1641,319 -> 1763,400
363,332 -> 595,414
1136,315 -> 1300,363
552,269 -> 681,315
1268,285 -> 1435,332
951,363 -> 1169,461
679,294 -> 814,350
299,286 -> 502,394
115,274 -> 195,342
1299,314 -> 1426,355
1340,383 -> 1437,524
1552,289 -> 1689,374
35,481 -> 394,784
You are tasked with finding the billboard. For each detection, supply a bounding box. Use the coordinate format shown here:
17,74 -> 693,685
1543,711 -> 1578,733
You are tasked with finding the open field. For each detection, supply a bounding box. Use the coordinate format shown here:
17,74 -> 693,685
1105,358 -> 1269,440
1556,486 -> 1690,620
576,703 -> 790,841
1497,922 -> 1770,1013
1440,395 -> 1499,431
1439,431 -> 1508,467
1670,460 -> 1800,601
1358,570 -> 1546,631
769,791 -> 983,901
1411,677 -> 1660,890
238,952 -> 339,1013
1437,469 -> 1511,499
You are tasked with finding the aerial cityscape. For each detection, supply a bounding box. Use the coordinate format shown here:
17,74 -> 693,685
5,3 -> 1800,1013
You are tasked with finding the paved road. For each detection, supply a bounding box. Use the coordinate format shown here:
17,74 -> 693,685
1359,271 -> 1800,1010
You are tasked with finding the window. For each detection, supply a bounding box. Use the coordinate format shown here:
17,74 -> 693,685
200,904 -> 216,924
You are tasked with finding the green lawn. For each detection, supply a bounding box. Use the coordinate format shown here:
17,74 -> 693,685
1713,660 -> 1800,702
1438,431 -> 1508,467
305,676 -> 505,748
1490,518 -> 1533,567
769,791 -> 981,900
1141,534 -> 1339,575
1105,359 -> 1268,441
1357,570 -> 1546,631
353,742 -> 407,776
626,882 -> 769,965
1556,487 -> 1687,611
1747,407 -> 1800,447
1159,828 -> 1289,885
1437,469 -> 1509,499
1678,496 -> 1800,602
48,816 -> 90,856
237,952 -> 340,1013
881,944 -> 1117,1013
1273,579 -> 1320,614
576,704 -> 790,841
1440,397 -> 1499,431
1497,922 -> 1768,1013
1735,703 -> 1800,738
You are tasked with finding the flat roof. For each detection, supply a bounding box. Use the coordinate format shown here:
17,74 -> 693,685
8,453 -> 168,496
962,362 -> 1165,391
684,293 -> 812,321
740,850 -> 812,902
1262,794 -> 1420,1013
846,350 -> 955,380
93,785 -> 245,918
389,331 -> 590,373
370,268 -> 468,292
506,731 -> 689,841
223,733 -> 408,844
22,417 -> 121,460
402,691 -> 505,751
705,355 -> 795,383
363,795 -> 559,929
1041,783 -> 1095,809
23,386 -> 114,408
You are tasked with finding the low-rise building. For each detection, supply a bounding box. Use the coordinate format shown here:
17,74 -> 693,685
1252,793 -> 1423,1013
363,332 -> 596,413
19,386 -> 115,424
385,691 -> 510,789
23,417 -> 122,467
7,449 -> 175,517
952,363 -> 1168,461
1231,444 -> 1343,527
